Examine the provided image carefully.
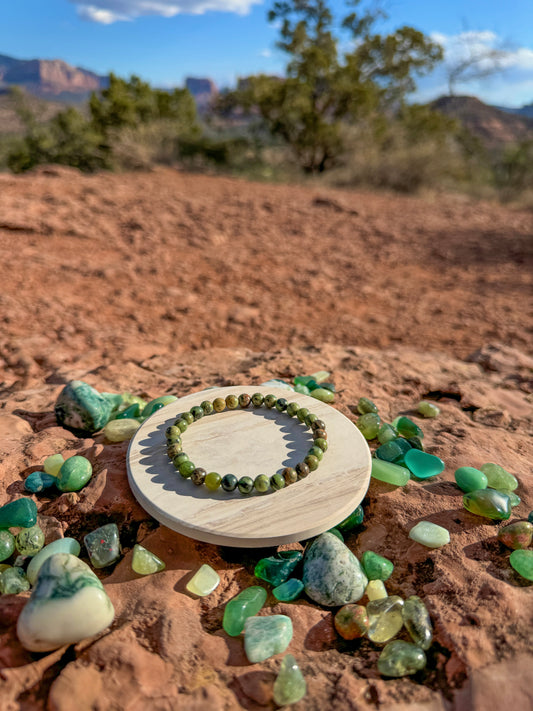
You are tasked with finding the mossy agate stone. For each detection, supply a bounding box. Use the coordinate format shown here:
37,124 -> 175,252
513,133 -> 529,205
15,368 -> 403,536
0,530 -> 15,562
27,537 -> 81,585
402,595 -> 432,649
378,640 -> 426,677
55,380 -> 112,434
1,566 -> 30,594
16,525 -> 45,556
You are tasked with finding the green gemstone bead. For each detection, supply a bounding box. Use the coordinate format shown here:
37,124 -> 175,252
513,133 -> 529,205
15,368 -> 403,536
509,549 -> 533,581
283,467 -> 298,485
270,473 -> 286,490
0,498 -> 38,529
141,396 -> 177,418
314,437 -> 328,452
226,394 -> 239,410
182,411 -> 194,424
132,544 -> 165,575
222,585 -> 267,636
165,425 -> 181,442
304,455 -> 319,472
286,402 -> 299,417
1,566 -> 30,594
254,474 -> 270,492
356,413 -> 381,440
319,382 -> 335,393
310,388 -> 334,403
213,397 -> 226,412
402,596 -> 433,649
395,416 -> 424,440
308,446 -> 323,461
84,523 -> 121,568
480,463 -> 518,492
272,578 -> 304,601
173,452 -> 189,468
201,400 -> 214,415
361,551 -> 394,581
191,468 -> 207,486
255,551 -> 303,586
221,474 -> 238,492
337,505 -> 364,533
377,424 -> 398,444
179,460 -> 196,478
455,466 -> 488,493
251,393 -> 265,407
296,408 -> 310,423
16,525 -> 45,556
463,489 -> 511,520
205,472 -> 222,491
304,413 -> 318,426
417,401 -> 440,418
238,476 -> 254,494
295,462 -> 310,479
357,397 -> 378,414
238,393 -> 251,408
0,530 -> 15,562
264,394 -> 277,409
276,398 -> 288,412
190,405 -> 204,421
371,459 -> 410,486
115,403 -> 141,420
378,640 -> 426,677
273,654 -> 307,706
167,442 -> 183,459
175,418 -> 188,433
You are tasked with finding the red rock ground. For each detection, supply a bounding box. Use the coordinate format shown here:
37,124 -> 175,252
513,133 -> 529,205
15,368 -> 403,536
0,166 -> 532,710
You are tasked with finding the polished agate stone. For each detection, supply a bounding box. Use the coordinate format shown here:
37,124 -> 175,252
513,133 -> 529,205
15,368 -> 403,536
84,524 -> 121,568
402,595 -> 433,649
334,604 -> 369,640
27,537 -> 81,585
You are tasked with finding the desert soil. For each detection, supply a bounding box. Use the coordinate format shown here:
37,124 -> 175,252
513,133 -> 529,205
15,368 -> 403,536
0,166 -> 532,711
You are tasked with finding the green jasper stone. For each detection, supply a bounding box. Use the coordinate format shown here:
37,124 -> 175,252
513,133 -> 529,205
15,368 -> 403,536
182,411 -> 195,425
404,449 -> 445,479
275,397 -> 288,412
356,413 -> 381,440
395,416 -> 424,440
16,525 -> 45,556
357,397 -> 378,415
480,463 -> 518,492
498,521 -> 533,550
221,474 -> 238,492
283,467 -> 298,485
314,437 -> 328,452
25,471 -> 57,493
270,473 -> 286,491
311,388 -> 335,403
1,566 -> 30,594
205,472 -> 222,491
251,393 -> 264,407
244,614 -> 293,663
334,604 -> 369,640
273,578 -> 304,601
304,455 -> 319,472
132,544 -> 165,575
165,425 -> 181,442
328,528 -> 344,541
200,400 -> 214,415
0,498 -> 38,529
0,530 -> 15,562
273,654 -> 307,706
294,384 -> 310,394
186,564 -> 220,596
409,521 -> 450,548
225,394 -> 239,410
57,456 -> 93,492
238,393 -> 251,408
377,424 -> 398,444
238,476 -> 254,494
167,443 -> 183,459
254,474 -> 270,492
308,446 -> 323,461
304,413 -> 318,426
402,595 -> 433,650
190,405 -> 204,421
376,440 -> 406,464
296,407 -> 310,422
175,418 -> 188,433
27,537 -> 81,585
367,595 -> 404,643
371,459 -> 410,486
103,418 -> 141,442
212,397 -> 226,412
43,454 -> 64,477
417,401 -> 440,418
54,380 -> 112,434
378,640 -> 426,677
254,551 -> 303,586
264,394 -> 277,409
509,549 -> 533,581
179,461 -> 196,478
141,396 -> 178,418
222,585 -> 268,636
115,403 -> 141,420
361,551 -> 394,581
454,466 -> 488,493
463,489 -> 511,520
84,523 -> 121,568
337,505 -> 364,533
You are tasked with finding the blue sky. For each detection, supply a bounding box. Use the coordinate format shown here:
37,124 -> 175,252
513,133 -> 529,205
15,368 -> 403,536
1,0 -> 532,106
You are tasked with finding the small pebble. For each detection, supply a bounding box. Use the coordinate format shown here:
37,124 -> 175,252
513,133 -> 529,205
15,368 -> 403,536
480,463 -> 518,492
509,550 -> 533,581
310,387 -> 335,403
1,566 -> 30,594
357,397 -> 378,415
244,615 -> 293,663
25,471 -> 57,493
378,640 -> 426,677
131,544 -> 165,575
498,521 -> 533,550
272,578 -> 304,602
0,531 -> 15,562
463,489 -> 511,520
334,604 -> 369,640
377,424 -> 398,444
0,498 -> 37,529
402,595 -> 433,650
404,449 -> 444,479
356,413 -> 381,440
57,456 -> 93,492
43,454 -> 64,477
103,418 -> 141,442
365,579 -> 387,600
361,551 -> 394,581
371,459 -> 410,486
255,551 -> 303,586
84,523 -> 121,568
336,505 -> 364,533
409,521 -> 450,548
395,416 -> 424,440
222,586 -> 267,636
273,654 -> 306,706
186,564 -> 220,596
16,525 -> 45,556
454,466 -> 488,493
367,595 -> 404,643
417,401 -> 440,418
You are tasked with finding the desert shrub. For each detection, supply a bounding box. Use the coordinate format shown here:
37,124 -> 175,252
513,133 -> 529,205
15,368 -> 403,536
494,140 -> 533,193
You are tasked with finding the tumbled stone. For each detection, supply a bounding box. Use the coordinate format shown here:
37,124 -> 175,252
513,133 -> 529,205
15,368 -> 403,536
57,456 -> 93,492
310,370 -> 330,383
0,563 -> 11,574
498,521 -> 533,550
356,397 -> 378,415
463,489 -> 511,520
115,403 -> 141,420
16,525 -> 45,556
141,395 -> 178,419
507,491 -> 521,507
454,466 -> 488,493
334,604 -> 369,640
272,578 -> 304,602
402,595 -> 433,649
1,566 -> 30,594
509,550 -> 533,581
409,521 -> 450,548
0,530 -> 15,562
337,505 -> 364,533
100,392 -> 123,412
259,379 -> 294,391
417,401 -> 440,418
404,449 -> 445,479
328,528 -> 344,541
255,551 -> 303,586
395,416 -> 424,440
131,544 -> 165,575
27,537 -> 81,585
0,498 -> 37,529
303,532 -> 367,606
223,586 -> 267,636
528,511 -> 533,524
244,615 -> 293,663
84,524 -> 121,568
367,595 -> 404,643
310,388 -> 335,403
186,564 -> 220,596
103,418 -> 141,442
361,551 -> 394,581
375,440 -> 407,464
366,579 -> 387,600
378,640 -> 426,677
356,413 -> 381,440
371,459 -> 410,486
55,380 -> 112,434
273,654 -> 306,706
43,454 -> 64,477
25,471 -> 57,493
377,424 -> 398,444
17,553 -> 115,652
480,463 -> 518,492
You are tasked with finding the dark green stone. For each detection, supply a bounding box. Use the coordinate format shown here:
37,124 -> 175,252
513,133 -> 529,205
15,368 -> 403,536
357,397 -> 378,415
314,437 -> 328,452
296,408 -> 310,422
251,393 -> 265,407
328,528 -> 344,541
308,446 -> 323,461
337,505 -> 364,533
529,511 -> 533,524
84,523 -> 121,568
395,416 -> 424,440
361,551 -> 394,580
304,455 -> 319,471
275,398 -> 288,412
407,436 -> 424,451
0,498 -> 38,529
54,380 -> 112,434
376,440 -> 406,464
463,489 -> 511,520
182,411 -> 195,424
190,406 -> 204,421
304,413 -> 318,426
272,578 -> 304,602
255,551 -> 303,586
221,474 -> 238,491
201,400 -> 214,415
264,394 -> 277,409
175,419 -> 188,433
179,460 -> 196,478
238,476 -> 254,494
286,402 -> 299,417
270,473 -> 285,490
116,403 -> 141,420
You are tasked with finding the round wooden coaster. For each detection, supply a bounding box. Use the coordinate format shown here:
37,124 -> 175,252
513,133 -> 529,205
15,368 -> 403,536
127,386 -> 371,548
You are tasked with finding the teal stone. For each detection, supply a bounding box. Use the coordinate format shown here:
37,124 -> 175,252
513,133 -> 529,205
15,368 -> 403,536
142,395 -> 178,419
25,471 -> 57,494
1,566 -> 30,594
404,449 -> 445,479
272,578 -> 304,602
356,413 -> 381,440
244,615 -> 293,663
294,384 -> 311,394
27,537 -> 81,585
0,498 -> 37,529
528,511 -> 533,524
463,489 -> 511,520
376,440 -> 407,464
115,403 -> 141,420
310,388 -> 335,403
417,401 -> 440,418
509,549 -> 533,581
303,532 -> 367,606
361,551 -> 394,581
371,459 -> 410,486
222,586 -> 267,636
294,375 -> 317,387
84,523 -> 121,568
55,380 -> 112,434
337,505 -> 364,533
0,530 -> 15,562
254,551 -> 303,586
57,456 -> 93,492
378,640 -> 426,677
378,424 -> 398,444
454,466 -> 488,493
273,654 -> 306,706
402,596 -> 433,649
357,397 -> 378,415
395,416 -> 424,440
409,521 -> 450,548
480,463 -> 518,492
319,383 -> 335,392
16,525 -> 45,556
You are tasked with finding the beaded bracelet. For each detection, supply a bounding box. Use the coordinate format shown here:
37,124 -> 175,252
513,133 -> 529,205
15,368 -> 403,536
164,393 -> 328,495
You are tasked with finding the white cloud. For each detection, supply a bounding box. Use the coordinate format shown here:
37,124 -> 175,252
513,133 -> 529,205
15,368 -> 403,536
259,48 -> 271,58
71,0 -> 262,22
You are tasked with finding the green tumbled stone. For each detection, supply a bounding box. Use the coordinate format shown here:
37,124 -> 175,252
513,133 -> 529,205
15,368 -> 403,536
366,579 -> 387,600
367,595 -> 404,643
190,405 -> 204,420
378,640 -> 426,677
294,375 -> 316,387
310,388 -> 335,403
27,537 -> 81,585
507,491 -> 521,507
115,403 -> 141,420
371,459 -> 410,486
454,466 -> 488,493
294,384 -> 311,394
498,521 -> 533,550
361,551 -> 394,581
334,604 -> 369,639
296,407 -> 309,422
1,566 -> 30,594
84,524 -> 121,568
304,454 -> 319,471
103,418 -> 141,442
0,530 -> 15,562
376,440 -> 407,464
328,527 -> 344,541
25,471 -> 57,493
463,489 -> 511,520
244,614 -> 293,663
55,380 -> 112,434
141,396 -> 178,419
509,549 -> 533,581
409,521 -> 450,548
407,436 -> 424,451
417,401 -> 440,418
272,578 -> 304,601
186,564 -> 220,596
395,416 -> 424,440
310,370 -> 330,383
402,595 -> 433,649
356,413 -> 381,440
16,525 -> 45,556
43,454 -> 64,477
182,411 -> 195,424
314,437 -> 328,452
221,474 -> 237,491
286,402 -> 300,417
131,544 -> 165,575
273,654 -> 306,706
223,586 -> 267,636
57,456 -> 93,492
308,446 -> 323,461
404,449 -> 445,479
377,424 -> 398,444
255,551 -> 303,586
480,463 -> 518,492
357,397 -> 378,415
180,461 -> 196,478
0,498 -> 37,529
337,505 -> 364,533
